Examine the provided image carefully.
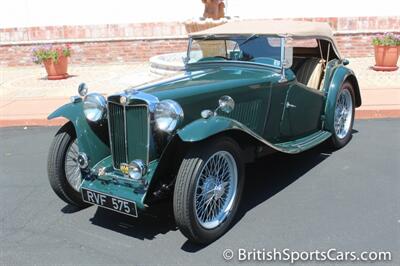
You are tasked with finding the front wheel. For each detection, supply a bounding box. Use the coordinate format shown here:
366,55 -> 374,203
47,122 -> 89,208
173,137 -> 244,244
330,81 -> 355,149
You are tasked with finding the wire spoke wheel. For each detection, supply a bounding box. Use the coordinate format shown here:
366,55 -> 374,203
194,151 -> 238,229
174,137 -> 244,243
334,88 -> 353,139
64,139 -> 82,191
48,122 -> 88,207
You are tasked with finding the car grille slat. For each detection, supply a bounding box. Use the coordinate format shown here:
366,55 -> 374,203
108,102 -> 149,169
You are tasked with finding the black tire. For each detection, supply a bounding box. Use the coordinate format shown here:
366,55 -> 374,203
47,122 -> 89,207
330,81 -> 355,149
173,137 -> 245,244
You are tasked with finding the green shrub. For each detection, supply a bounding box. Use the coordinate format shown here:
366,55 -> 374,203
372,33 -> 400,46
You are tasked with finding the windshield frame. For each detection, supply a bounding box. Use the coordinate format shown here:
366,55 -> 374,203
186,34 -> 285,70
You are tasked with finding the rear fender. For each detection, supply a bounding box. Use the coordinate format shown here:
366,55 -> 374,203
324,66 -> 362,132
48,102 -> 110,167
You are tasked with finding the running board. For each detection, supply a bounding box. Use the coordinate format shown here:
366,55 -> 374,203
274,130 -> 332,154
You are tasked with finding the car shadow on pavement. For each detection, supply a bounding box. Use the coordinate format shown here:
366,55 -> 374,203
89,199 -> 178,240
61,204 -> 87,213
238,145 -> 331,219
81,142 -> 333,247
181,143 -> 332,252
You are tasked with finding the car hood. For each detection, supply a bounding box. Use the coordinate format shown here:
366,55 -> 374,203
136,64 -> 281,101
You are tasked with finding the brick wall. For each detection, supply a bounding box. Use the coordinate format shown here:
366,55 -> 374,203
1,17 -> 399,66
0,39 -> 188,66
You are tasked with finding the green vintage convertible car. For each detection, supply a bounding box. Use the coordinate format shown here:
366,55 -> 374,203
47,20 -> 361,244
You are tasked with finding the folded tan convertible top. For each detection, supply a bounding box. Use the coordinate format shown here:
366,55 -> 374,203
190,20 -> 341,58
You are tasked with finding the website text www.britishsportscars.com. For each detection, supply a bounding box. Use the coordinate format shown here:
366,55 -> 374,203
222,248 -> 392,264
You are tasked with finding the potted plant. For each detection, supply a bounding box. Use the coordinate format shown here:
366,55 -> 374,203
32,44 -> 71,80
372,33 -> 400,71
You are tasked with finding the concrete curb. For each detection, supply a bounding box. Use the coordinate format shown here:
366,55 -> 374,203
0,118 -> 67,128
0,109 -> 398,128
354,109 -> 400,120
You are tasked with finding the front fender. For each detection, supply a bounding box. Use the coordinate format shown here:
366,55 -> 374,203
324,66 -> 361,133
177,116 -> 243,142
48,102 -> 110,167
177,116 -> 289,153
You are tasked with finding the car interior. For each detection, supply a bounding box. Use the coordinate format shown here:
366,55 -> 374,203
291,39 -> 337,91
191,37 -> 337,91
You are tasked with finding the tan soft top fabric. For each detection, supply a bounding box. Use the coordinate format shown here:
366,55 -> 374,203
190,20 -> 341,58
190,20 -> 333,38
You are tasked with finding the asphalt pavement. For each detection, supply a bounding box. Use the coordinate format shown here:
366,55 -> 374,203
0,119 -> 399,265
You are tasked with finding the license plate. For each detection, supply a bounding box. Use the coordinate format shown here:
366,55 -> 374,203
81,188 -> 138,217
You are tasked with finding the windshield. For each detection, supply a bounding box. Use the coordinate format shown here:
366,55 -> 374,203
187,35 -> 282,68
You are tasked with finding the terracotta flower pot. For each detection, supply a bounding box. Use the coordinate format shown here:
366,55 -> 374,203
373,45 -> 399,71
43,56 -> 69,80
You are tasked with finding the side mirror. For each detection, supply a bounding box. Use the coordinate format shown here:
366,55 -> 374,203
342,58 -> 350,65
201,95 -> 235,119
78,83 -> 88,97
284,46 -> 293,69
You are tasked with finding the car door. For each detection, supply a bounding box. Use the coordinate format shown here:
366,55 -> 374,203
279,81 -> 324,139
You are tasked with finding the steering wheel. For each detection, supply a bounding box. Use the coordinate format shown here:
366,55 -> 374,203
197,56 -> 228,62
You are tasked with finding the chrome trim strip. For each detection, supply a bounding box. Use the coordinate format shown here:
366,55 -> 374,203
187,60 -> 282,70
109,90 -> 159,110
106,101 -> 115,168
123,104 -> 129,163
279,37 -> 287,83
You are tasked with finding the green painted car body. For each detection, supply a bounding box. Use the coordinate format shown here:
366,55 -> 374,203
48,36 -> 361,211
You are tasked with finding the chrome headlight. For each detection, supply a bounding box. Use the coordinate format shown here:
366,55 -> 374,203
154,100 -> 183,133
83,93 -> 107,122
128,160 -> 147,180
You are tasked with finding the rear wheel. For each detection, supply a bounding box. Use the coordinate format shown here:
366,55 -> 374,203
330,81 -> 355,149
173,137 -> 244,244
47,122 -> 89,207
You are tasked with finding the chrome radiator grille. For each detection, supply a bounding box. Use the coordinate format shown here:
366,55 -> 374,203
108,102 -> 149,168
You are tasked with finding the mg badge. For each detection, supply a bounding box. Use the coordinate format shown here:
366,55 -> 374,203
120,96 -> 127,105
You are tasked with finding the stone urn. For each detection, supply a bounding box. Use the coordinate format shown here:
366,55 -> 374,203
184,18 -> 229,34
202,0 -> 225,20
184,0 -> 232,34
